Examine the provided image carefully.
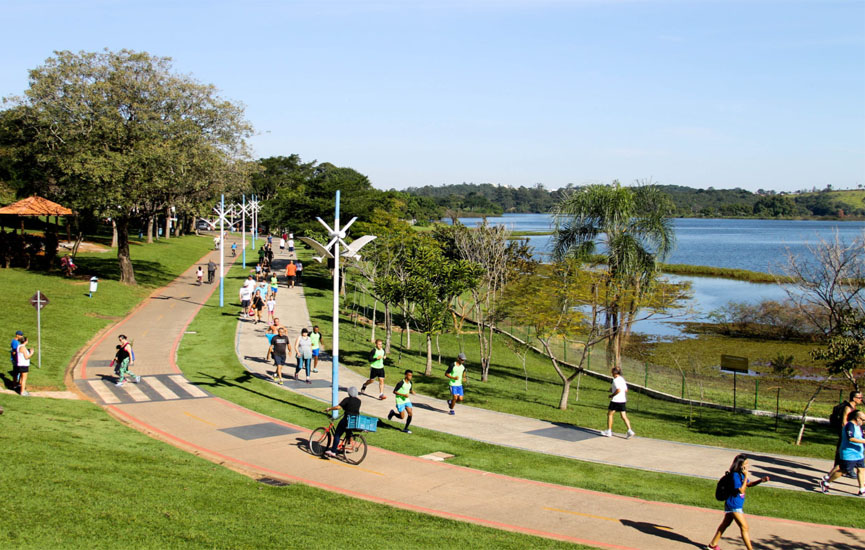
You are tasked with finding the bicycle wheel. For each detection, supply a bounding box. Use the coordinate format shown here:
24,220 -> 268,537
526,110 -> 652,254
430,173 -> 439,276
341,432 -> 367,465
308,427 -> 331,456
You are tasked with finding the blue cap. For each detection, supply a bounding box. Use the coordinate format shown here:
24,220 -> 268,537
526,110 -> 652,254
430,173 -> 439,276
15,330 -> 24,335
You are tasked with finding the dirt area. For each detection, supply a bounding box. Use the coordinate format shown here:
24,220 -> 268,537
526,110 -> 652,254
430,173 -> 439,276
59,240 -> 111,253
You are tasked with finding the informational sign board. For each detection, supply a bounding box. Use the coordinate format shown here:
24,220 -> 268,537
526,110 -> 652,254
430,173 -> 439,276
721,354 -> 749,373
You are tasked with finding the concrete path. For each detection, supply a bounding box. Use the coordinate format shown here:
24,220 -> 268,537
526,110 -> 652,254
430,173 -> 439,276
71,242 -> 864,550
238,255 -> 859,496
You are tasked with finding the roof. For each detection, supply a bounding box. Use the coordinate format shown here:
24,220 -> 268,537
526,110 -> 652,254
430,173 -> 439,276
0,196 -> 73,216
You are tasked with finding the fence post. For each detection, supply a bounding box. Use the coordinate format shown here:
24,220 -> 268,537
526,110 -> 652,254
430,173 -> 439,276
681,372 -> 685,399
563,339 -> 567,362
775,387 -> 780,432
644,363 -> 649,389
733,372 -> 737,411
587,349 -> 591,372
754,379 -> 759,410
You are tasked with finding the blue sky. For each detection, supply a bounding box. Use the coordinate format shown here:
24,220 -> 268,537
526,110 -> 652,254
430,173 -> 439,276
1,0 -> 863,192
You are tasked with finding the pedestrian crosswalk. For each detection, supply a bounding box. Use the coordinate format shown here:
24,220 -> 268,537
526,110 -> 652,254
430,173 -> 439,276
78,374 -> 212,404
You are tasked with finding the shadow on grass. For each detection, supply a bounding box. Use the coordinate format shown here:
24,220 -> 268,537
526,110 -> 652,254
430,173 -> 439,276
757,532 -> 865,549
74,257 -> 181,288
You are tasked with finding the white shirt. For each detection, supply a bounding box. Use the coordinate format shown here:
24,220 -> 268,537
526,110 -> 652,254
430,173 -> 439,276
17,346 -> 30,367
611,376 -> 628,403
239,286 -> 253,301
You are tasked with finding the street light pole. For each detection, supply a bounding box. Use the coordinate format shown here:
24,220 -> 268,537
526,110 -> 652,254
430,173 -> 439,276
219,194 -> 225,307
242,194 -> 247,269
331,191 -> 341,417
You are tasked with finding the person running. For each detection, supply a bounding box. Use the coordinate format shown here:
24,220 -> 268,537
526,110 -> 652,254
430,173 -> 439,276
267,327 -> 291,384
602,366 -> 635,439
285,261 -> 297,288
310,325 -> 323,373
824,390 -> 862,482
705,454 -> 770,550
294,328 -> 313,383
388,370 -> 415,433
445,352 -> 468,415
251,290 -> 265,324
14,335 -> 33,396
323,387 -> 362,458
196,265 -> 203,285
820,409 -> 865,496
361,339 -> 387,400
111,335 -> 140,387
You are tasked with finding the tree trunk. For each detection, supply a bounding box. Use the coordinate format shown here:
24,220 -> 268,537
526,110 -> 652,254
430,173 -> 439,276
146,216 -> 154,244
558,378 -> 572,410
111,219 -> 118,248
370,300 -> 377,342
116,217 -> 137,285
796,376 -> 834,445
404,303 -> 411,350
173,215 -> 182,237
384,303 -> 392,354
164,206 -> 172,239
425,333 -> 433,375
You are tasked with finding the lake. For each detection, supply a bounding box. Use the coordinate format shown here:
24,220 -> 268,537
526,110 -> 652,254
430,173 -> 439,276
450,215 -> 865,337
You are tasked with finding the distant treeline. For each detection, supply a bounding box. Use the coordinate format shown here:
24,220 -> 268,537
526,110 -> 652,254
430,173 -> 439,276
402,182 -> 865,219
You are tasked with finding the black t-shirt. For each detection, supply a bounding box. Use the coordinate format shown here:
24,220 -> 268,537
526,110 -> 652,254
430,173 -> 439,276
339,396 -> 362,416
252,294 -> 264,309
271,335 -> 288,356
115,344 -> 130,363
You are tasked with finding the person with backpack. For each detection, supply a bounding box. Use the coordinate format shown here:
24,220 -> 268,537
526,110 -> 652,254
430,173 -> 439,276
705,454 -> 770,550
824,391 -> 862,481
820,409 -> 865,496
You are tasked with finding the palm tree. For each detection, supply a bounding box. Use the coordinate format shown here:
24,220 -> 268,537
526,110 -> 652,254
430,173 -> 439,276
552,181 -> 675,368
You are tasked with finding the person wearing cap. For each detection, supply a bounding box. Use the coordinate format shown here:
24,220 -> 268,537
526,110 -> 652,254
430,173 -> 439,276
10,330 -> 24,383
323,387 -> 362,458
445,353 -> 468,415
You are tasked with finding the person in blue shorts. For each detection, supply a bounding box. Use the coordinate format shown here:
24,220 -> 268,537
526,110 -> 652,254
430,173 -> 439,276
388,370 -> 415,433
445,352 -> 467,415
310,325 -> 323,373
821,409 -> 865,496
705,454 -> 769,550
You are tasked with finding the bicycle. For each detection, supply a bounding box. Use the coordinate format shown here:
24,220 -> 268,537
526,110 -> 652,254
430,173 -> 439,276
308,413 -> 374,465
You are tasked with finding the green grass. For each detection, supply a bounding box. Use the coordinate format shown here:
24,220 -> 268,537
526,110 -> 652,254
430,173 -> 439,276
0,395 -> 587,549
174,257 -> 860,529
0,235 -> 214,390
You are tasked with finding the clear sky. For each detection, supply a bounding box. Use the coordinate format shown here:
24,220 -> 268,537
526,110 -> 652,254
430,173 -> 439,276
1,0 -> 863,192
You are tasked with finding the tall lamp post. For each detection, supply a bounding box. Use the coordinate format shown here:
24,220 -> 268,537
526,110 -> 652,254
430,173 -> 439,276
304,191 -> 375,417
212,194 -> 231,307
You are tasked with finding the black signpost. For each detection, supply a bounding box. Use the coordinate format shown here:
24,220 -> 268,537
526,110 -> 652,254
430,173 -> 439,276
721,354 -> 748,410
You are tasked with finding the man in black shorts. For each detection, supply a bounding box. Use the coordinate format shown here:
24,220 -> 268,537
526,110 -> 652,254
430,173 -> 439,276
323,387 -> 362,458
267,327 -> 291,384
361,339 -> 387,400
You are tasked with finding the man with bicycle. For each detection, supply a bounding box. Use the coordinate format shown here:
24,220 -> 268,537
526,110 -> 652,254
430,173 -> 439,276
323,387 -> 361,458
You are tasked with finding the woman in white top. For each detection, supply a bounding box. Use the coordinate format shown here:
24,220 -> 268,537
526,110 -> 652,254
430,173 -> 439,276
16,336 -> 34,396
602,366 -> 635,439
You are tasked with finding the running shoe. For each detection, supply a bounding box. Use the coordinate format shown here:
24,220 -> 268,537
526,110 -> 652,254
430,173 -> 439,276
379,394 -> 386,400
449,410 -> 455,415
115,381 -> 125,387
324,450 -> 337,458
20,390 -> 30,396
626,429 -> 635,439
135,375 -> 141,384
313,369 -> 318,373
387,411 -> 395,421
819,478 -> 829,493
704,545 -> 720,550
859,489 -> 865,498
600,429 -> 612,437
402,429 -> 412,434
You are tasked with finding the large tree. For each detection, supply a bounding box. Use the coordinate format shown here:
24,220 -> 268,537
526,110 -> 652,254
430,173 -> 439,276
4,49 -> 253,283
552,181 -> 675,368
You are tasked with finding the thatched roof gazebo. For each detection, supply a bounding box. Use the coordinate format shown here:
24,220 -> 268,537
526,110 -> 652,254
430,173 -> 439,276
0,195 -> 74,238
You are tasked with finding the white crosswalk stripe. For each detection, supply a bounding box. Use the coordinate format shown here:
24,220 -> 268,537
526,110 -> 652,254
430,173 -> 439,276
168,375 -> 209,398
121,381 -> 149,402
87,380 -> 120,404
142,376 -> 180,400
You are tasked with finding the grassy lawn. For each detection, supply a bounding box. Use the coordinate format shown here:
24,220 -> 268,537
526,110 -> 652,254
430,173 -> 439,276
0,396 -> 587,550
0,235 -> 214,391
175,258 -> 858,529
300,257 -> 836,460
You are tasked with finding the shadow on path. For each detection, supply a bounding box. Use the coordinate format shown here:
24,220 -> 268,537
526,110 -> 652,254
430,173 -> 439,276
619,520 -> 704,548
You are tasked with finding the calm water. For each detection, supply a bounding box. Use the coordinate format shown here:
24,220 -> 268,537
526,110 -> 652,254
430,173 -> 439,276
450,215 -> 865,337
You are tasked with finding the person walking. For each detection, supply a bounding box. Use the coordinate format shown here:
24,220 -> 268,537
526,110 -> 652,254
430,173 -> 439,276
361,339 -> 387,400
285,261 -> 297,289
266,327 -> 291,384
251,290 -> 265,324
279,236 -> 286,252
445,352 -> 468,415
294,328 -> 313,383
269,273 -> 279,297
14,335 -> 34,396
207,260 -> 217,284
820,409 -> 865,496
266,293 -> 277,325
388,370 -> 416,433
705,454 -> 770,550
310,325 -> 323,373
287,234 -> 295,253
295,260 -> 303,286
602,366 -> 635,439
239,279 -> 253,319
323,387 -> 362,459
196,265 -> 203,285
111,335 -> 140,387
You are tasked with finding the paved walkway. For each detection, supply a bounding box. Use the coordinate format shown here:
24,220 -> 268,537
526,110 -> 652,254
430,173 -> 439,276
71,242 -> 864,550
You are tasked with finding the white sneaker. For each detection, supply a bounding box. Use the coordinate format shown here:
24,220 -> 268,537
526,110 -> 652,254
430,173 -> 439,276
600,429 -> 612,437
626,429 -> 635,439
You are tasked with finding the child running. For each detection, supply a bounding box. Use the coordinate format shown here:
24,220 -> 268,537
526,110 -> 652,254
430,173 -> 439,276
388,370 -> 415,434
